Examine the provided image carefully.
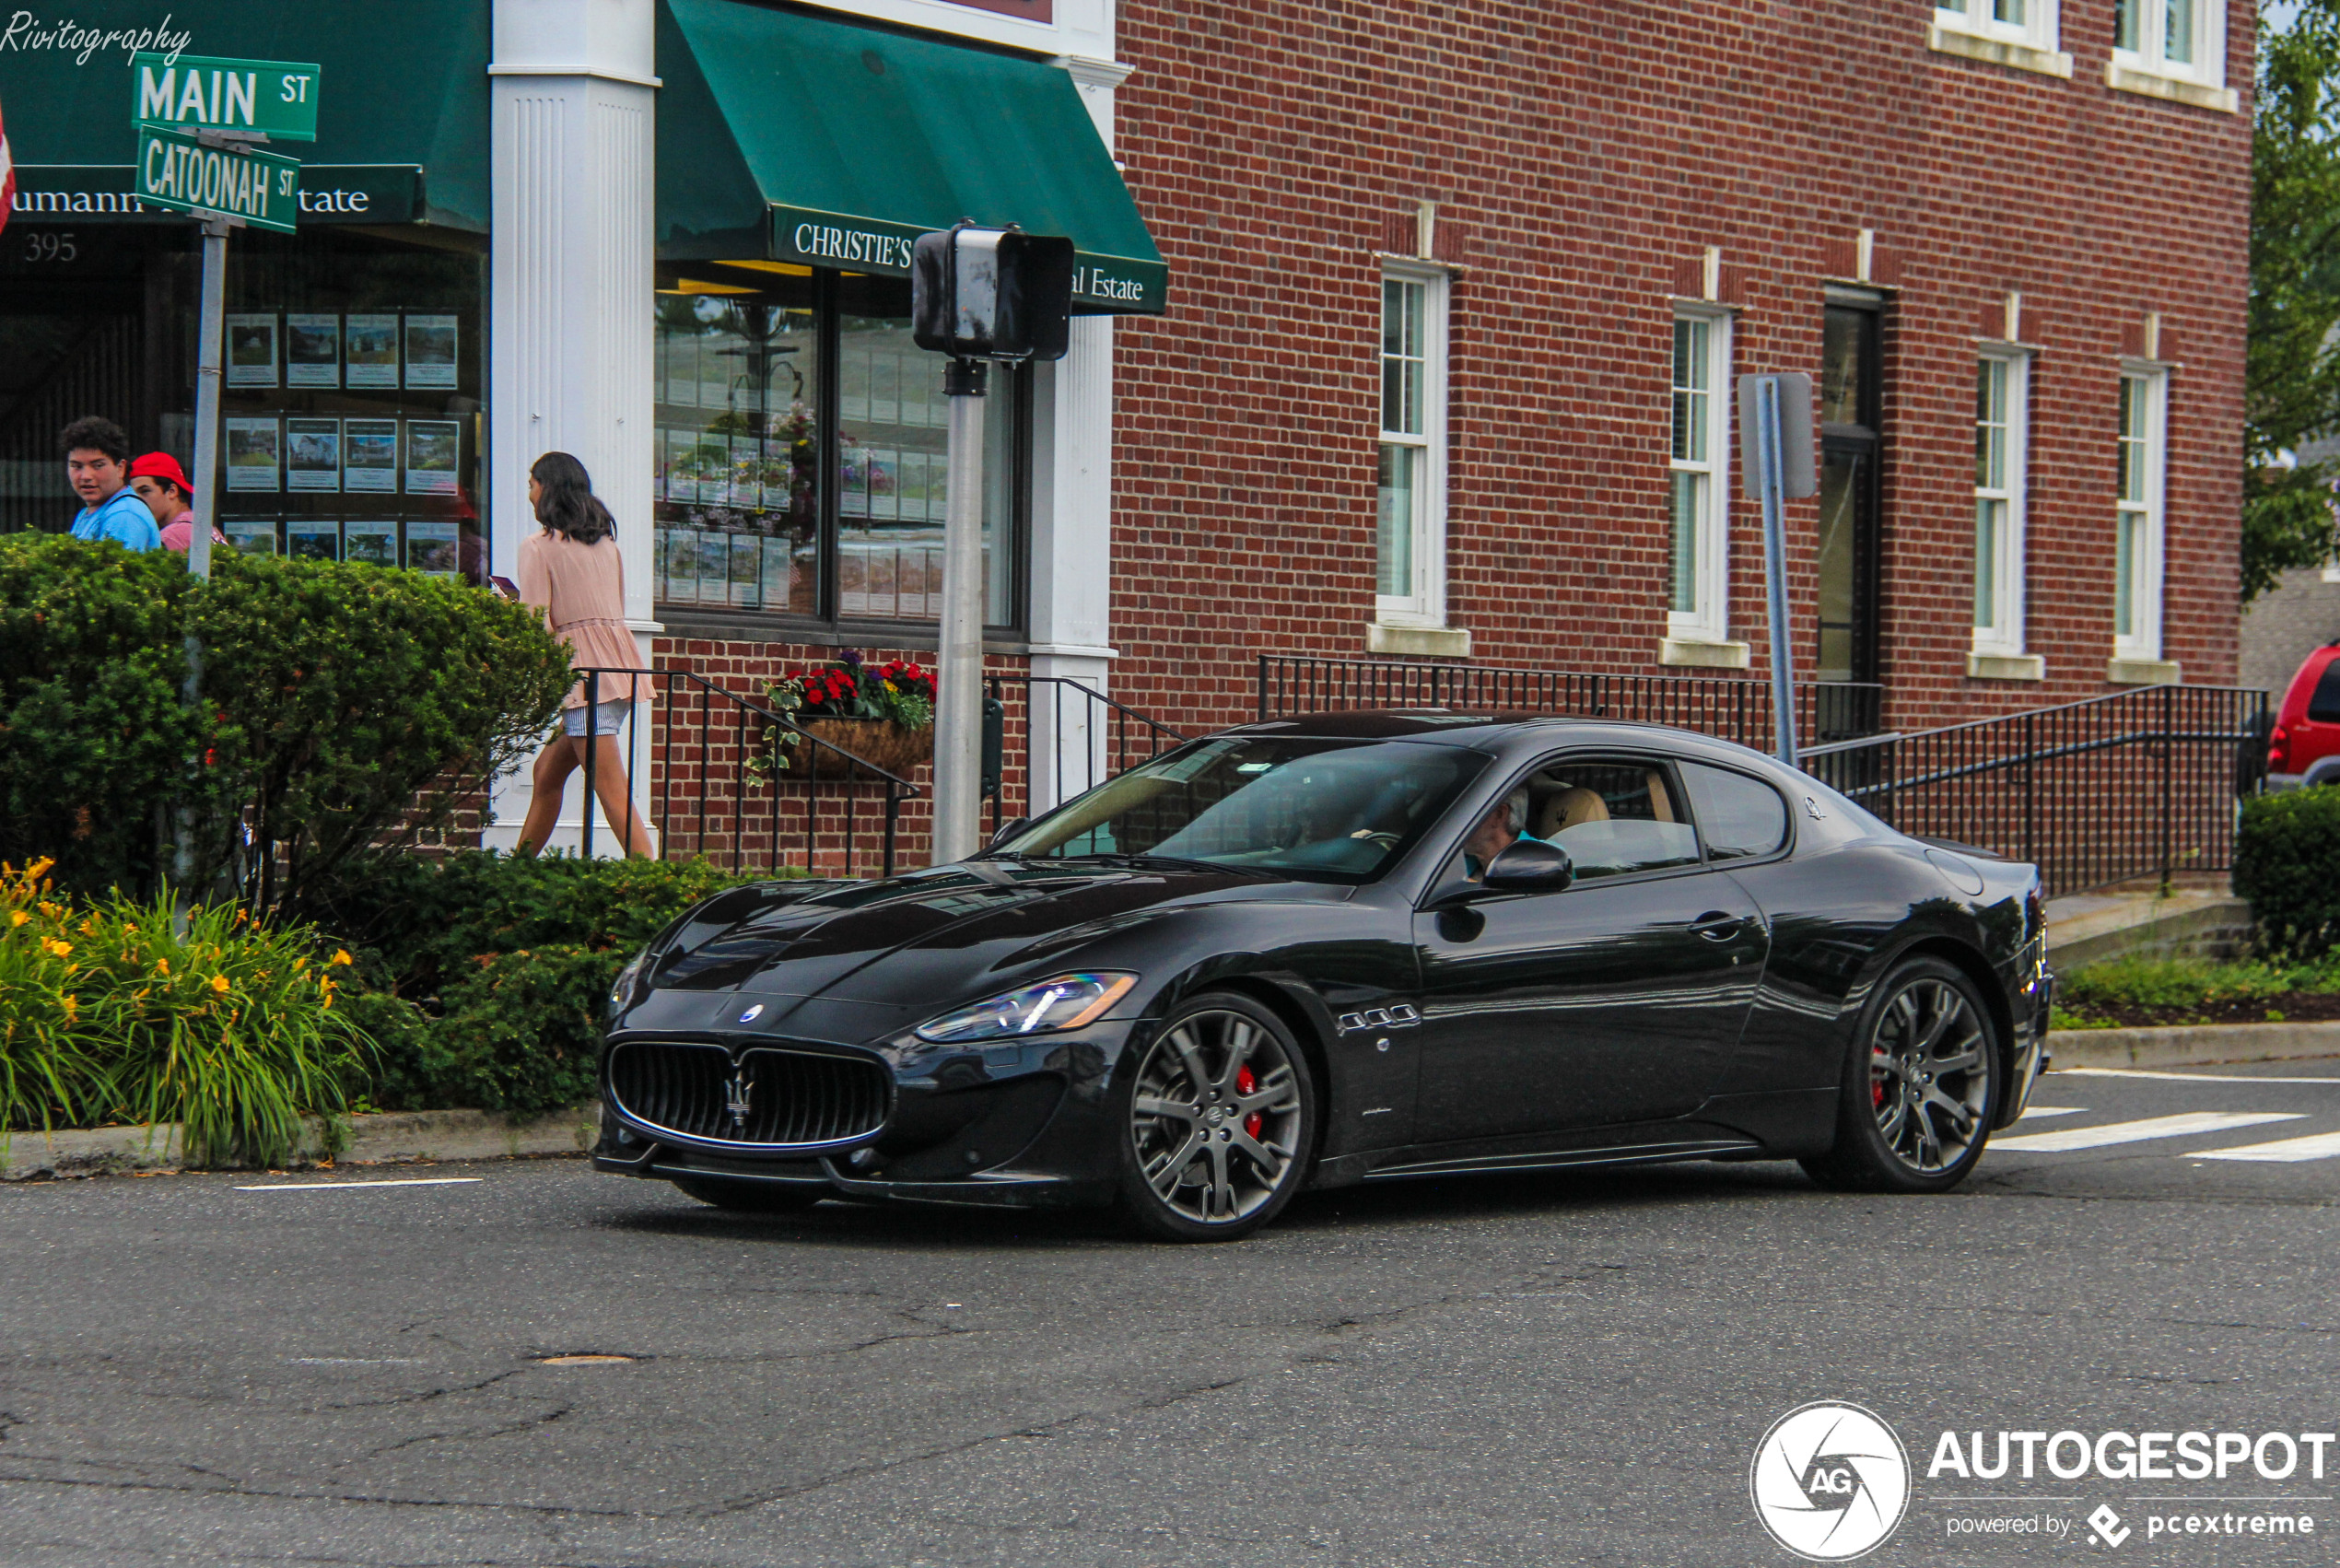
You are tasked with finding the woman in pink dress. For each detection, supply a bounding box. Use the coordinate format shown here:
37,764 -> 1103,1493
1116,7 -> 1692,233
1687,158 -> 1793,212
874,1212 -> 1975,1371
514,451 -> 654,858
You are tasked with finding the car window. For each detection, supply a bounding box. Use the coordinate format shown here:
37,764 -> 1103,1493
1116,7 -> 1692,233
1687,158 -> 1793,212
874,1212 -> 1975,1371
2310,658 -> 2340,723
1000,736 -> 1488,883
1446,756 -> 1702,883
1679,761 -> 1790,860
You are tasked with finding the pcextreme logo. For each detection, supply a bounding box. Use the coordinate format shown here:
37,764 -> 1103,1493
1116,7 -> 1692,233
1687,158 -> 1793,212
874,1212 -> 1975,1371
1749,1401 -> 1913,1562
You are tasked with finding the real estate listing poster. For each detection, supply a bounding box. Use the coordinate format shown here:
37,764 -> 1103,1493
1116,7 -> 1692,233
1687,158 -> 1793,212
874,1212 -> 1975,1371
405,520 -> 460,577
404,315 -> 459,390
345,314 -> 400,389
224,418 -> 281,491
224,519 -> 278,557
285,418 -> 341,492
729,533 -> 762,609
661,527 -> 698,603
698,333 -> 730,409
286,313 -> 341,388
760,438 -> 792,512
731,435 -> 759,509
666,333 -> 697,408
344,420 -> 399,493
226,314 -> 278,388
760,532 -> 791,609
287,521 -> 342,562
696,528 -> 730,604
344,520 -> 398,568
404,421 -> 461,495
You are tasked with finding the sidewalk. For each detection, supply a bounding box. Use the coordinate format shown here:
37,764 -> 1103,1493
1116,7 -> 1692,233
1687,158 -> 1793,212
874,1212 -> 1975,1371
0,1104 -> 601,1181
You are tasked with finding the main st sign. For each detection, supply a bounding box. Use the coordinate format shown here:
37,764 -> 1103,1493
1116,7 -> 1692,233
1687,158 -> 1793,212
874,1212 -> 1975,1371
133,53 -> 321,141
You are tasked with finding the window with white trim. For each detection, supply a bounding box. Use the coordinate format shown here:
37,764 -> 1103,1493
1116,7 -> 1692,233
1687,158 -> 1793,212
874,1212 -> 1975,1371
2113,0 -> 2226,87
2115,367 -> 2169,661
1972,351 -> 2030,656
1376,266 -> 1448,626
1667,309 -> 1731,643
1933,0 -> 2060,53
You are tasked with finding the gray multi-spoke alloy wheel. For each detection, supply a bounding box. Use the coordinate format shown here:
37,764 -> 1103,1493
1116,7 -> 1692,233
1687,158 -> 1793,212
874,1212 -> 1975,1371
1116,992 -> 1316,1241
1803,955 -> 1999,1194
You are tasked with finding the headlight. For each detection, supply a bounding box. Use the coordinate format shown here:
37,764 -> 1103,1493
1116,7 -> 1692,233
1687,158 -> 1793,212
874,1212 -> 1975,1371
915,972 -> 1138,1044
608,946 -> 650,1017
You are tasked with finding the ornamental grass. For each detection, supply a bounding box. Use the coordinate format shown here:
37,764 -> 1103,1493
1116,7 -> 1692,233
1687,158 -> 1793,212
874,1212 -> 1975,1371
0,858 -> 365,1167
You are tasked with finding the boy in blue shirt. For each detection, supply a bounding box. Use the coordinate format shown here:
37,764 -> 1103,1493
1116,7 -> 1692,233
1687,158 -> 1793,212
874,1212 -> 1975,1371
63,416 -> 161,552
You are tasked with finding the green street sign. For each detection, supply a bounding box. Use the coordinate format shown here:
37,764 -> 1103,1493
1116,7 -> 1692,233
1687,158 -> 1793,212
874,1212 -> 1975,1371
132,53 -> 322,142
135,125 -> 303,233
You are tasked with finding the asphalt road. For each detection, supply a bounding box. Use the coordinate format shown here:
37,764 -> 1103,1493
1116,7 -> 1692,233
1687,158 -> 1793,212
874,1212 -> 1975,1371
3,1061 -> 2339,1568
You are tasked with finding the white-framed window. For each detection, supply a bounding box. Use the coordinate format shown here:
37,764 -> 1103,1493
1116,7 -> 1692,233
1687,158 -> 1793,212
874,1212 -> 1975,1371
2112,0 -> 2226,88
1376,264 -> 1449,627
1972,350 -> 2030,656
2115,366 -> 2170,661
1933,0 -> 2060,53
1667,308 -> 1732,644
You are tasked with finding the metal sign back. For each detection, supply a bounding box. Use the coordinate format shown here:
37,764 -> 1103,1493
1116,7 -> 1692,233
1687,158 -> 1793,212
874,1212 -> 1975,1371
1737,371 -> 1817,499
133,53 -> 322,142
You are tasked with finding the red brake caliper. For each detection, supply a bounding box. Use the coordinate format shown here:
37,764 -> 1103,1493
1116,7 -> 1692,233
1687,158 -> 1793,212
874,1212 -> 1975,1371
1236,1065 -> 1262,1139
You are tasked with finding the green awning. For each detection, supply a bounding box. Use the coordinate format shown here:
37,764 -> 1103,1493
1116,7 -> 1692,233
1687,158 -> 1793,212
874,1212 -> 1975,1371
658,0 -> 1166,315
0,0 -> 490,231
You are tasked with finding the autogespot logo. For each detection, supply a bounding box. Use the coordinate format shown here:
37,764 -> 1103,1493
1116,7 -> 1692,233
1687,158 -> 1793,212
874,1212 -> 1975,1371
1751,1401 -> 1913,1561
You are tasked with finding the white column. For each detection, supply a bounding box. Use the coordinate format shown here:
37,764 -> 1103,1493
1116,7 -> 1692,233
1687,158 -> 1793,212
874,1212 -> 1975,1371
1026,54 -> 1134,813
483,0 -> 660,856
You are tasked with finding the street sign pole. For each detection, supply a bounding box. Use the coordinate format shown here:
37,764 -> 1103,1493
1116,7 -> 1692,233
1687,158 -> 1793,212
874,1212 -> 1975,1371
187,216 -> 228,584
933,357 -> 989,864
1756,377 -> 1798,768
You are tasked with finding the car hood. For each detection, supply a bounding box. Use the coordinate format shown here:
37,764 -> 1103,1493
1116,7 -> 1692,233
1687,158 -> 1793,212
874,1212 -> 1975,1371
617,860 -> 1348,1044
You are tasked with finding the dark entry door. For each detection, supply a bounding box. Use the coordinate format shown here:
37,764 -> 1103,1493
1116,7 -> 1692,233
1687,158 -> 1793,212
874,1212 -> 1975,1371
1816,300 -> 1882,684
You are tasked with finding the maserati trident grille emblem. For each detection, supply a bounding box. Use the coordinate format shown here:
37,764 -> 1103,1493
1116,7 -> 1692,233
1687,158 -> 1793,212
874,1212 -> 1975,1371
722,1072 -> 754,1134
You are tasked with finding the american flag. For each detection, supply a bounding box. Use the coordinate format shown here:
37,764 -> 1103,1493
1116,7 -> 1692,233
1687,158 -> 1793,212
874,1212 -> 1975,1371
0,94 -> 14,238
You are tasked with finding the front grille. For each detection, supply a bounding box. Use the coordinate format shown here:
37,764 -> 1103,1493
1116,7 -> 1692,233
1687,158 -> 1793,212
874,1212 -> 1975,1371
607,1041 -> 891,1148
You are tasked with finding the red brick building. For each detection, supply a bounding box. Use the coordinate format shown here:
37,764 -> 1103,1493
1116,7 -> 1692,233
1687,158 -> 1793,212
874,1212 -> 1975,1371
1105,0 -> 2252,737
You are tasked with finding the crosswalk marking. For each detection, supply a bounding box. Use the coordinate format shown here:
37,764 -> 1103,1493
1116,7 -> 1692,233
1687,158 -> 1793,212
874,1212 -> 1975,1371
2058,1068 -> 2340,1085
2193,1129 -> 2340,1164
2017,1106 -> 2086,1120
1993,1111 -> 2305,1153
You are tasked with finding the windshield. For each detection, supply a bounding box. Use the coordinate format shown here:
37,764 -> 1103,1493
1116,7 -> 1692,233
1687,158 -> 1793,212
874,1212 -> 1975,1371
997,736 -> 1487,883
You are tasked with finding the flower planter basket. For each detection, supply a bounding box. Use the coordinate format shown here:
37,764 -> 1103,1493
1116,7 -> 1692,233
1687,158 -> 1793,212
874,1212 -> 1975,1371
789,718 -> 931,779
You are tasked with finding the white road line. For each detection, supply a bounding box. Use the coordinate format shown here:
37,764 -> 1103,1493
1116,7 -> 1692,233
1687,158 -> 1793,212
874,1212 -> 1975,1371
234,1177 -> 485,1191
1993,1112 -> 2304,1153
2017,1106 -> 2087,1120
2194,1130 -> 2340,1164
2058,1068 -> 2340,1085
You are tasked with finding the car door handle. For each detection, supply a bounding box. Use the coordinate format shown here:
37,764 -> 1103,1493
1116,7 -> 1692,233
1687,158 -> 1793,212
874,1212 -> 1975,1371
1690,912 -> 1743,942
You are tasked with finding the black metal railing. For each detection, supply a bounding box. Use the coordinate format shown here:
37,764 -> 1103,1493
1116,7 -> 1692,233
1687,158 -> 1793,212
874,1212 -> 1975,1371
1798,685 -> 2269,897
570,667 -> 919,878
984,674 -> 1190,836
1256,655 -> 1884,748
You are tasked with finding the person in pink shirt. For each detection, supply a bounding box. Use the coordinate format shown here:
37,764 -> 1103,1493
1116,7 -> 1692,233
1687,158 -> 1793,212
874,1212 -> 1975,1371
127,452 -> 226,553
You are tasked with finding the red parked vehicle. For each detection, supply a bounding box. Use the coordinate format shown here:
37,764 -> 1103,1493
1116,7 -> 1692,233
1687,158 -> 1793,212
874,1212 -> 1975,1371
2265,644 -> 2340,790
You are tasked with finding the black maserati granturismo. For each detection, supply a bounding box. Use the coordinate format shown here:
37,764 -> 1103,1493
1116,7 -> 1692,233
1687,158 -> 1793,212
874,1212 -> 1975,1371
593,712 -> 2053,1240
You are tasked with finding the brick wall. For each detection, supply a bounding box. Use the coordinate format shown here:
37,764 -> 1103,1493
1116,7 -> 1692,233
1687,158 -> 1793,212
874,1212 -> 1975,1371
1106,0 -> 2252,738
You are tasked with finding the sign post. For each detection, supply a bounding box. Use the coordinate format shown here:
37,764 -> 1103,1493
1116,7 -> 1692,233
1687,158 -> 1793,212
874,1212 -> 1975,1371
1737,372 -> 1817,767
911,224 -> 1074,863
132,54 -> 315,886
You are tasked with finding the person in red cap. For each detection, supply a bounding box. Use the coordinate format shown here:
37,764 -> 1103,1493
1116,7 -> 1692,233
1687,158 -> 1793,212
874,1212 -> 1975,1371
128,452 -> 225,554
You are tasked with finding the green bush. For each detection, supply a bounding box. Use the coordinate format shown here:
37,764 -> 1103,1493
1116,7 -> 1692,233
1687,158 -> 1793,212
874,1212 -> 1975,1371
2234,790 -> 2340,956
315,850 -> 775,1117
0,540 -> 218,899
0,535 -> 572,910
1,858 -> 365,1166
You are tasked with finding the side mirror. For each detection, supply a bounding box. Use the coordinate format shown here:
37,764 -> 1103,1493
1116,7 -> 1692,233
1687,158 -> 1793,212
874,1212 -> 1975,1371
987,816 -> 1030,850
1482,837 -> 1574,894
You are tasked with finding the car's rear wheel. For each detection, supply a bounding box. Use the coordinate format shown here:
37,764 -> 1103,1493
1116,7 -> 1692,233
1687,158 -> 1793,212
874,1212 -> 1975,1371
1115,992 -> 1316,1242
1801,955 -> 1998,1194
667,1175 -> 825,1213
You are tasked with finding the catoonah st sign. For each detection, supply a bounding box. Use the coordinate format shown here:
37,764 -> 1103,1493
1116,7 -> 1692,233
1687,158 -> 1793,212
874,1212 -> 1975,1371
135,124 -> 300,232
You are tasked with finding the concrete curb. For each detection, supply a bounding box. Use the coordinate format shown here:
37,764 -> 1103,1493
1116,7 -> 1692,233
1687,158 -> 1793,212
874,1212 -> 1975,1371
2048,1020 -> 2340,1071
0,1104 -> 601,1181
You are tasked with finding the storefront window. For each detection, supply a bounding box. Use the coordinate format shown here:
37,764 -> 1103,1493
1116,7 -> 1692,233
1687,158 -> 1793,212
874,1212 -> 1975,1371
653,264 -> 1022,630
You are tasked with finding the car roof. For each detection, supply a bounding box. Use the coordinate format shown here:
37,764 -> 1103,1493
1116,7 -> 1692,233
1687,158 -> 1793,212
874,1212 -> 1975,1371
1215,708 -> 1785,763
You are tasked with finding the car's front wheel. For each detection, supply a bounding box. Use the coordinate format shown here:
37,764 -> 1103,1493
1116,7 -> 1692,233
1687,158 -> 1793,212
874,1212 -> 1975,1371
1115,992 -> 1316,1242
668,1175 -> 825,1213
1802,955 -> 1999,1194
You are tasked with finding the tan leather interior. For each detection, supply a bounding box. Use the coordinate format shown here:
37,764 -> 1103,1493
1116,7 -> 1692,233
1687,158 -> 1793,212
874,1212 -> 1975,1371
1535,786 -> 1609,840
1646,770 -> 1675,823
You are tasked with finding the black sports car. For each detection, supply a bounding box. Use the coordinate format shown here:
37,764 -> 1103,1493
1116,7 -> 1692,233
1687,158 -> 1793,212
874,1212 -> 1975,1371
593,712 -> 2053,1240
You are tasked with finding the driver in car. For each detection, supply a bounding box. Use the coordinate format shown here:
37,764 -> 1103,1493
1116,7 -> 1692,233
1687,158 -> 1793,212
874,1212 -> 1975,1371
1461,789 -> 1538,881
